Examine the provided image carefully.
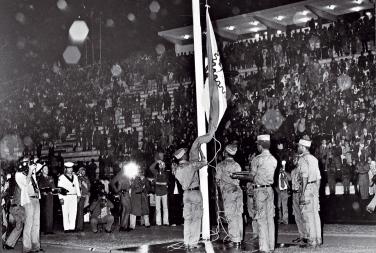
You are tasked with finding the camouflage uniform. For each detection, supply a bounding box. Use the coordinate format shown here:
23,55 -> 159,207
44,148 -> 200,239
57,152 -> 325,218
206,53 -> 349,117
216,157 -> 243,243
246,183 -> 258,237
175,159 -> 206,247
250,150 -> 277,252
291,161 -> 308,240
298,151 -> 322,246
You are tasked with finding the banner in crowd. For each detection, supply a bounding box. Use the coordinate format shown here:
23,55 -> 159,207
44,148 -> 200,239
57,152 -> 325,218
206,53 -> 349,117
205,8 -> 227,131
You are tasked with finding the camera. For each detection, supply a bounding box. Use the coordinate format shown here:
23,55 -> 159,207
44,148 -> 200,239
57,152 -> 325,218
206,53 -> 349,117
17,162 -> 29,174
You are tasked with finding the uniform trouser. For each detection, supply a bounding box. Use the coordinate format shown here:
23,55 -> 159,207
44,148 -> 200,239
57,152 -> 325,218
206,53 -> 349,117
61,195 -> 78,231
342,176 -> 351,194
120,193 -> 131,229
129,214 -> 150,228
5,206 -> 24,247
155,194 -> 169,225
40,194 -> 54,233
254,187 -> 275,252
247,195 -> 258,237
183,190 -> 203,247
168,194 -> 183,225
76,195 -> 88,231
222,189 -> 243,243
301,184 -> 321,246
292,192 -> 307,239
278,190 -> 289,223
23,199 -> 41,252
328,174 -> 336,195
367,194 -> 376,212
2,208 -> 8,241
90,215 -> 114,232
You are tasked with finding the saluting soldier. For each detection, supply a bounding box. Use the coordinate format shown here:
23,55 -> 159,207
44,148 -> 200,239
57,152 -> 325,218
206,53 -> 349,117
215,144 -> 243,248
249,134 -> 277,253
174,148 -> 207,250
297,136 -> 322,248
58,162 -> 81,233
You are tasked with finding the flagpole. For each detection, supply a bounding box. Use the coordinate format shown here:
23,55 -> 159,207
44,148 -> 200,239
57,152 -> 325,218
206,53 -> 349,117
192,0 -> 210,240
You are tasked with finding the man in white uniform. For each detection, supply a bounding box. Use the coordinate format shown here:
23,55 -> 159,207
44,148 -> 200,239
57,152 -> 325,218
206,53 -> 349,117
58,162 -> 81,232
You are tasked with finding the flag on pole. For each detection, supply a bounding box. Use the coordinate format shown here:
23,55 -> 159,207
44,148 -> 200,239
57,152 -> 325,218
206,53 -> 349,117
205,7 -> 227,131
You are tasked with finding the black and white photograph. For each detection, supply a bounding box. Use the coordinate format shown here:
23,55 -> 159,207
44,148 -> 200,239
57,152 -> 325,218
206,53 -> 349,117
1,0 -> 376,252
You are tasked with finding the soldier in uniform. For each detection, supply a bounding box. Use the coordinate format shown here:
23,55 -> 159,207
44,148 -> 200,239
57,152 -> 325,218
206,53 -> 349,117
297,137 -> 322,248
249,134 -> 277,253
58,162 -> 81,233
110,165 -> 132,232
246,153 -> 258,240
174,147 -> 207,250
215,144 -> 243,248
289,154 -> 308,244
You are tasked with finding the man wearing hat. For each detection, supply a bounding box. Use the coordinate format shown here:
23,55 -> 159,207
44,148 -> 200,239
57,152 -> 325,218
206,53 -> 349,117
215,144 -> 243,248
297,136 -> 322,248
249,134 -> 277,253
58,162 -> 81,232
173,147 -> 207,250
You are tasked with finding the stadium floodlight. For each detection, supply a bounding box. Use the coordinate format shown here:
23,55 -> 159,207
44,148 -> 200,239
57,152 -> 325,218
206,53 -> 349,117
301,10 -> 310,15
353,0 -> 363,4
250,21 -> 259,26
63,46 -> 81,64
69,20 -> 89,43
296,17 -> 311,23
183,34 -> 191,39
274,16 -> 285,21
351,6 -> 363,12
226,26 -> 235,31
327,5 -> 336,10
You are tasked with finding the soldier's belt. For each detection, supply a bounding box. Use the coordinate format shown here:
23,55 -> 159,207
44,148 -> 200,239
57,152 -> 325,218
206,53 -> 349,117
185,186 -> 200,191
308,180 -> 317,184
254,184 -> 271,189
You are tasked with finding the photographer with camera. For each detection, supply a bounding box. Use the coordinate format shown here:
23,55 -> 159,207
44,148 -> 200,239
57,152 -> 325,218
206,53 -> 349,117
14,157 -> 44,253
89,193 -> 114,233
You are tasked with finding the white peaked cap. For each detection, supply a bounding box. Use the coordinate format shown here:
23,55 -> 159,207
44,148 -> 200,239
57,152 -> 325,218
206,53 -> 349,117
64,161 -> 74,168
174,148 -> 187,159
225,144 -> 237,155
257,134 -> 270,142
299,139 -> 312,147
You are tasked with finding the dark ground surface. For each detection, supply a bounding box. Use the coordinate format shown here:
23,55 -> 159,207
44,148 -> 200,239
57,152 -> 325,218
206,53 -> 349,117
5,224 -> 376,253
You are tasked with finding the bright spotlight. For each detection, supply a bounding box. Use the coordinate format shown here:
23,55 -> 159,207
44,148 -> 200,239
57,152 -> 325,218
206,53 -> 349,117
122,162 -> 140,179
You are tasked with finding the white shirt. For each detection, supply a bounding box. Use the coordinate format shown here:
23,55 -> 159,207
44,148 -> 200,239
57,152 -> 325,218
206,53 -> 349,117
58,173 -> 81,199
15,164 -> 43,206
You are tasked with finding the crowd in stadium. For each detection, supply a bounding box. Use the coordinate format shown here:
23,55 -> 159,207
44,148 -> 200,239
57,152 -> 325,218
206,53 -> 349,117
2,14 -> 376,240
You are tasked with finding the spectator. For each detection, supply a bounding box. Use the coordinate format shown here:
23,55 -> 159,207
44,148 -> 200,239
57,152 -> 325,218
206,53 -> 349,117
37,165 -> 55,234
76,167 -> 91,232
129,172 -> 150,229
